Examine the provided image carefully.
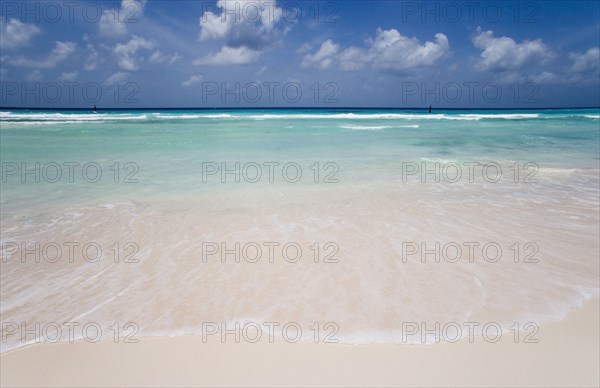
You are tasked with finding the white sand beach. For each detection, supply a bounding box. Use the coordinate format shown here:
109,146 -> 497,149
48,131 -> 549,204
2,298 -> 598,387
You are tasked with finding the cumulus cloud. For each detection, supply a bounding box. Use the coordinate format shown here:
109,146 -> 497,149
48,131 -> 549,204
167,52 -> 182,65
199,0 -> 283,42
150,50 -> 182,65
182,74 -> 203,87
0,18 -> 41,49
99,0 -> 148,38
84,44 -> 100,71
27,70 -> 42,82
296,43 -> 313,55
301,29 -> 449,72
529,71 -> 560,84
106,71 -> 128,85
472,27 -> 553,72
197,0 -> 287,65
569,47 -> 599,73
10,41 -> 76,68
114,35 -> 155,71
194,46 -> 259,65
60,71 -> 79,81
199,8 -> 231,41
515,47 -> 599,85
301,40 -> 339,69
150,51 -> 165,63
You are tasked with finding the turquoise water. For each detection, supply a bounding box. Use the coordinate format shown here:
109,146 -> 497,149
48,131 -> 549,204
1,108 -> 598,206
2,109 -> 598,165
1,108 -> 599,351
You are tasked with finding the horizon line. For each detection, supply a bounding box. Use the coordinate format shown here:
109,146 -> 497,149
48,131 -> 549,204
2,106 -> 599,111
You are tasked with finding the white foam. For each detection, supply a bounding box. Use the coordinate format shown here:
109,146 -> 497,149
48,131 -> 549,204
0,112 -> 147,122
0,111 -> 545,123
236,113 -> 540,121
456,113 -> 539,120
151,113 -> 233,119
339,125 -> 392,130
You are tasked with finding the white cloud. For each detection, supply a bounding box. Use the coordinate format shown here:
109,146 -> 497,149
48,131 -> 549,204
296,43 -> 312,55
168,52 -> 182,65
99,0 -> 147,38
194,46 -> 259,65
150,51 -> 165,63
199,0 -> 283,41
84,44 -> 100,71
106,71 -> 128,85
60,71 -> 79,81
301,40 -> 339,69
472,27 -> 553,72
27,70 -> 42,82
99,10 -> 127,37
301,29 -> 449,72
199,9 -> 231,41
197,0 -> 286,65
512,47 -> 599,85
569,47 -> 599,73
529,71 -> 560,84
367,30 -> 449,70
182,74 -> 203,87
114,35 -> 155,71
256,65 -> 268,76
0,19 -> 41,49
10,41 -> 76,68
150,50 -> 182,65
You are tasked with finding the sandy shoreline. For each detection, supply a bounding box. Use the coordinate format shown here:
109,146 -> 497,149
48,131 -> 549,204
1,298 -> 598,387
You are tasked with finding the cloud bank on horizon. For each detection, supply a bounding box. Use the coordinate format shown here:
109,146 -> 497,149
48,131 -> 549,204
0,0 -> 598,108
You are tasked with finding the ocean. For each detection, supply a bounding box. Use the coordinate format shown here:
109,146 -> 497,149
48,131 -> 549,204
1,108 -> 599,351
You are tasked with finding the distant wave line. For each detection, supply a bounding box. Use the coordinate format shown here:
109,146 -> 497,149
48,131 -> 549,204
2,111 -> 600,123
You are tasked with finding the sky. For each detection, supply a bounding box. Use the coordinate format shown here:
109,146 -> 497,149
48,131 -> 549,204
0,0 -> 599,108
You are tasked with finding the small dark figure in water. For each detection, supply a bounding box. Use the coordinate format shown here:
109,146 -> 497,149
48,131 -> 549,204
93,104 -> 97,112
428,105 -> 432,113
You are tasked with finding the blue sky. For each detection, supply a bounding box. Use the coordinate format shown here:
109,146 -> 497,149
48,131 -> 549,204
1,0 -> 599,108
